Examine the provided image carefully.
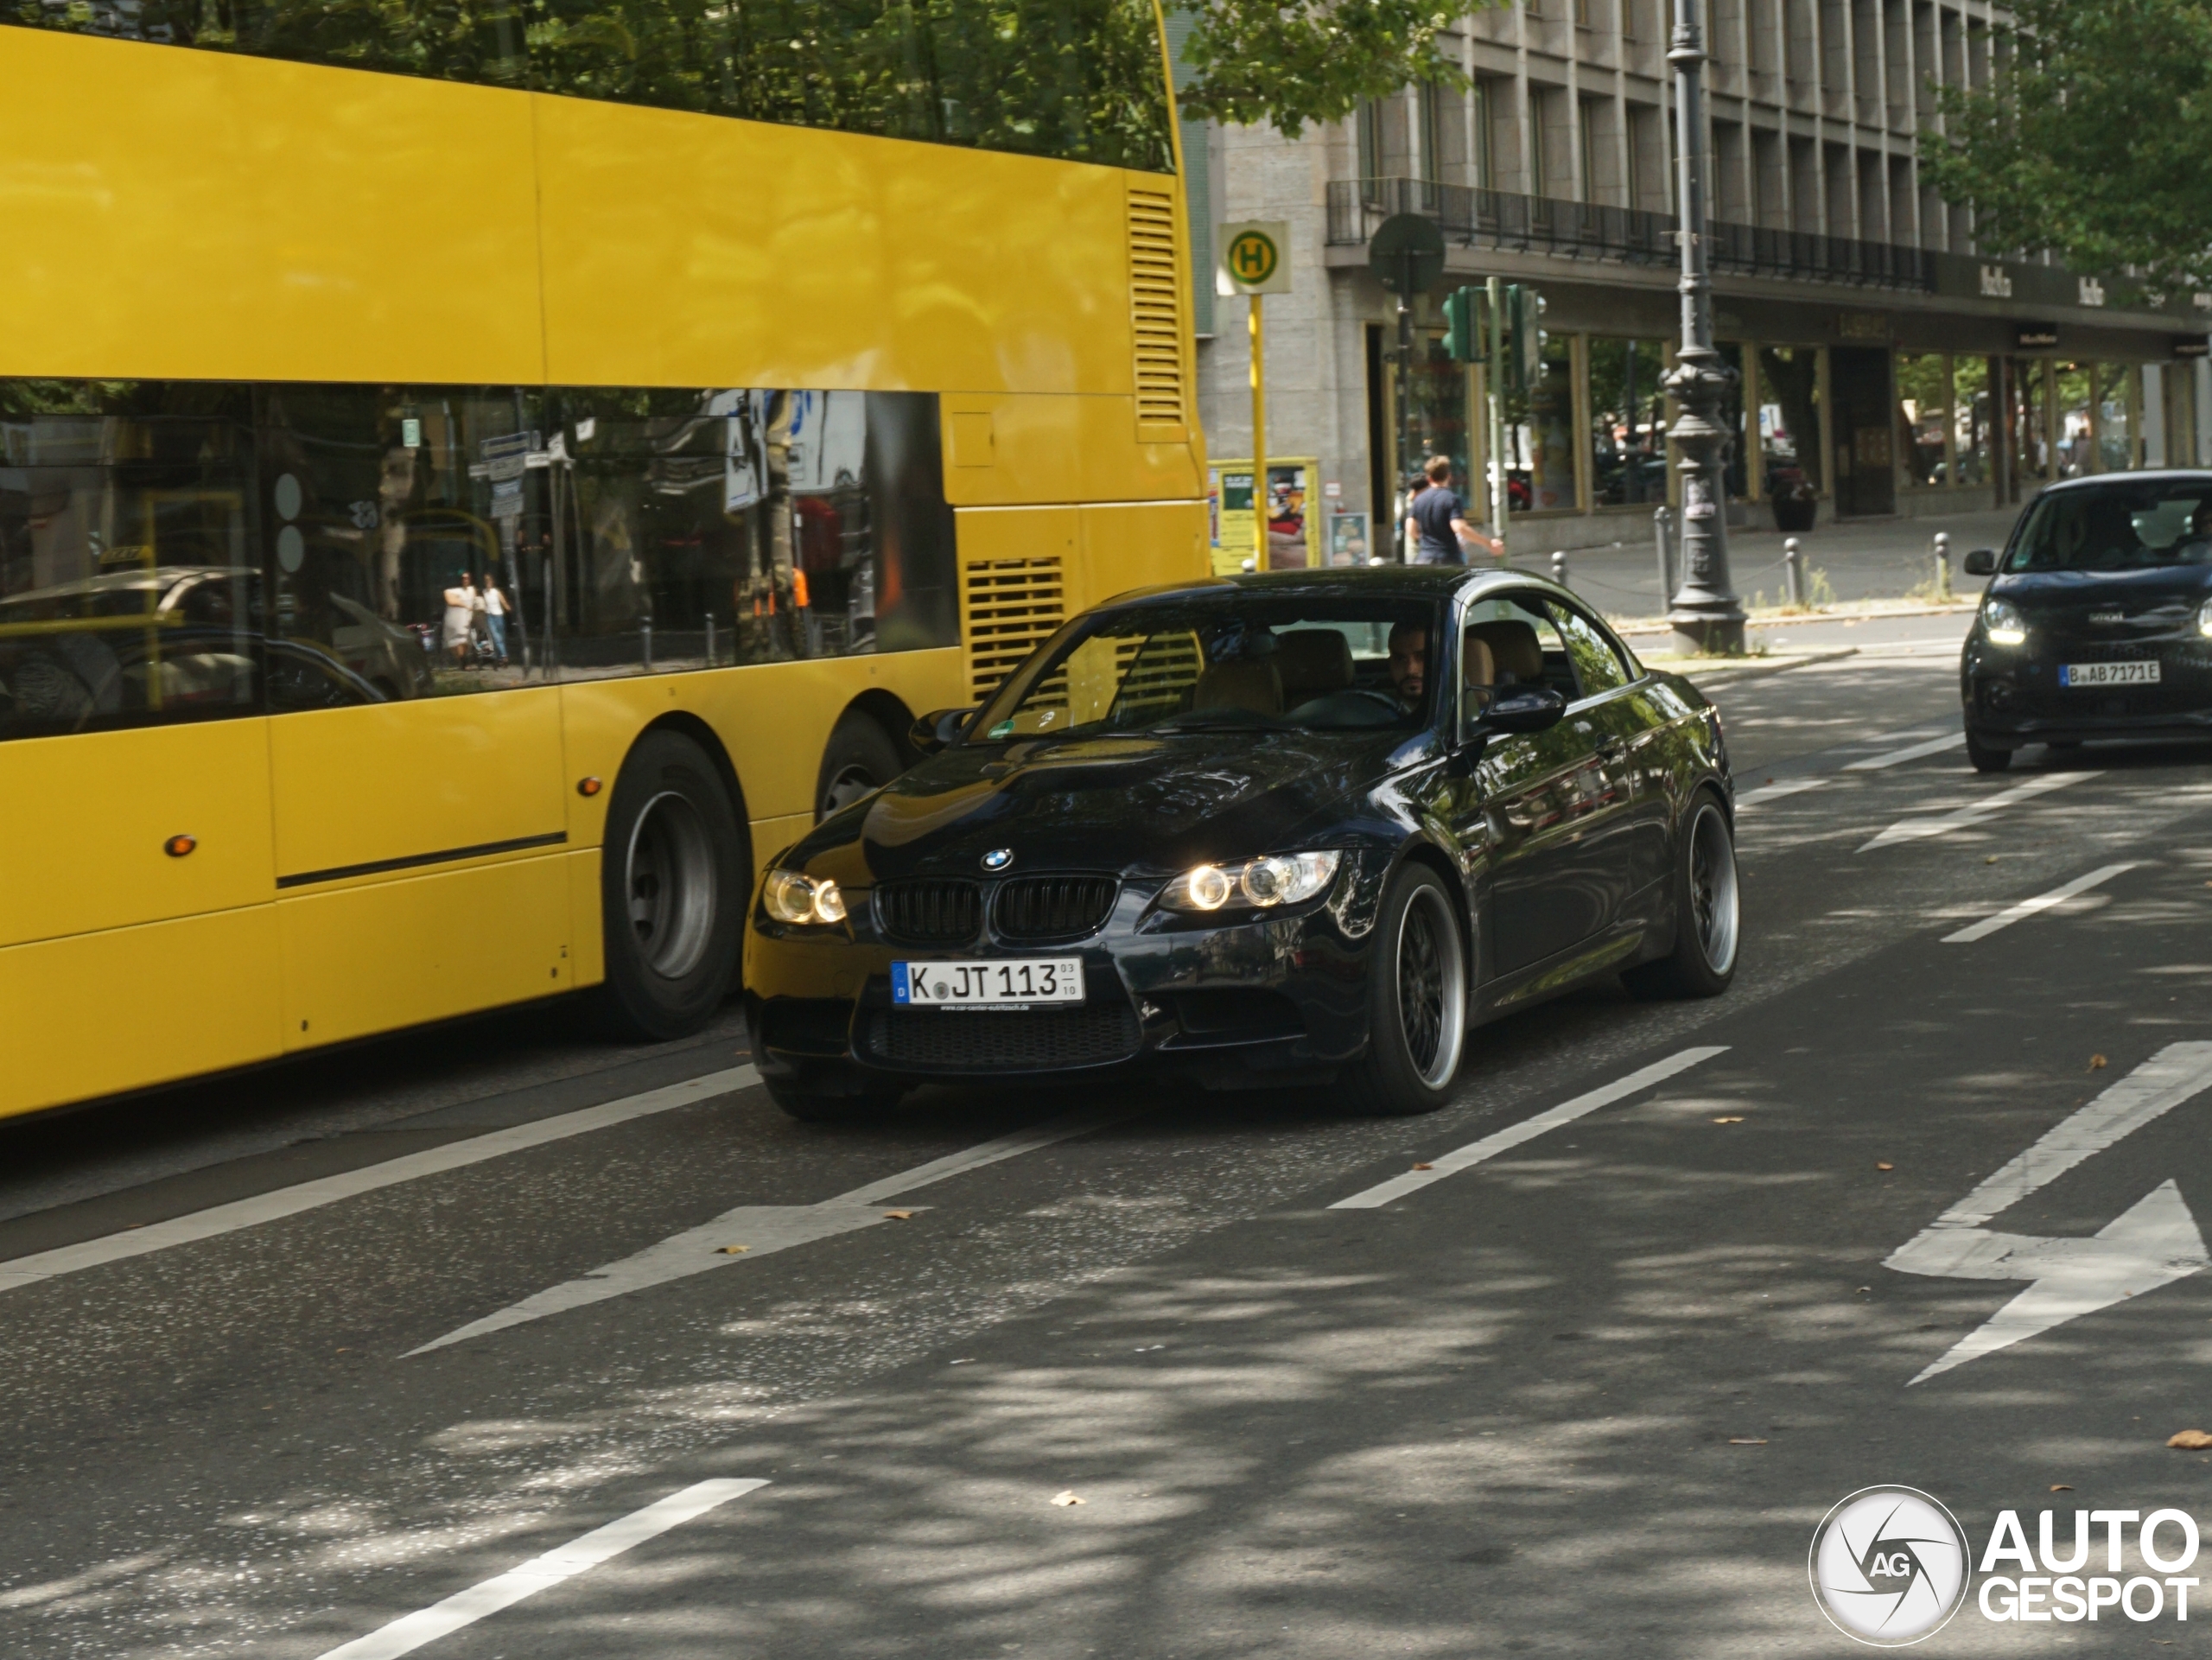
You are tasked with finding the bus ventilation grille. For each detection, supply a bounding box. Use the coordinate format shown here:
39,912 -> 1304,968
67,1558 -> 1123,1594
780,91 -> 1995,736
962,556 -> 1065,704
1128,184 -> 1189,442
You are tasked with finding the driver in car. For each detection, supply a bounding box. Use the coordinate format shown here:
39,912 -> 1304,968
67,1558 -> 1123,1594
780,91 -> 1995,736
1387,620 -> 1426,708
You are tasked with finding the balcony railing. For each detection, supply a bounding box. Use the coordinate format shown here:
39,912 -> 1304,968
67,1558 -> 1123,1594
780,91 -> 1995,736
1326,177 -> 1939,293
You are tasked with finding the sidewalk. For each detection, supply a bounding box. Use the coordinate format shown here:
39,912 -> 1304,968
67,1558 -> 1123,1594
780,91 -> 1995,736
1522,504 -> 2022,622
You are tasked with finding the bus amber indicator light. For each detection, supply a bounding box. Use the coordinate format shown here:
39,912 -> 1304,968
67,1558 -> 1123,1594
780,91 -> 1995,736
577,778 -> 603,798
163,835 -> 196,858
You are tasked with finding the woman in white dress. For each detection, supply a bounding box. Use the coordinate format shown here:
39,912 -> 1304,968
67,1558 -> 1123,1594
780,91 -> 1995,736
441,577 -> 477,665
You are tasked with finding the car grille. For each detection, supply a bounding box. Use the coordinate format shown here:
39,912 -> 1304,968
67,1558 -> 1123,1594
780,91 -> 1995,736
874,880 -> 982,945
862,1004 -> 1141,1072
993,875 -> 1119,942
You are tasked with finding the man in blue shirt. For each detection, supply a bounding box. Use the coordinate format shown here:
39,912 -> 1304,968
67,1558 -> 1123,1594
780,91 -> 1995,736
1404,455 -> 1502,564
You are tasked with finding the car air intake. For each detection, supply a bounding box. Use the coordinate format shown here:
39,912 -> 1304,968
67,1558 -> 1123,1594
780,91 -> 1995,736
994,875 -> 1119,942
874,880 -> 982,944
863,1005 -> 1141,1071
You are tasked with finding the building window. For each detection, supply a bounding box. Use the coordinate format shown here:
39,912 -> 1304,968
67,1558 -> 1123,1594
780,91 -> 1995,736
1474,80 -> 1497,192
1895,353 -> 1949,487
1953,357 -> 1993,485
1588,338 -> 1669,506
1758,346 -> 1824,497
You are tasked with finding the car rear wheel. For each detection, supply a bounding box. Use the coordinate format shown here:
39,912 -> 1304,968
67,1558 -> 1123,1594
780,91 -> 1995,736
1624,789 -> 1739,1001
597,731 -> 745,1040
1966,730 -> 2012,773
1342,864 -> 1467,1117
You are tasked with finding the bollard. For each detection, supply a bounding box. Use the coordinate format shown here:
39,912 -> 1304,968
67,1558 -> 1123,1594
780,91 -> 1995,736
1933,531 -> 1953,601
1654,505 -> 1675,608
641,619 -> 653,671
1551,550 -> 1569,588
1783,537 -> 1804,608
704,611 -> 716,667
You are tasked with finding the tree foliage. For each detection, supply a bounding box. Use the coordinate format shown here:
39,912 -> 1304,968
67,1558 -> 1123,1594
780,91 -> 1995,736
1173,0 -> 1497,137
1918,0 -> 2212,290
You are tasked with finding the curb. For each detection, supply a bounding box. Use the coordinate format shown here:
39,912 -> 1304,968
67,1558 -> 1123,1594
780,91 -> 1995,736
1614,601 -> 1979,638
1643,646 -> 1860,684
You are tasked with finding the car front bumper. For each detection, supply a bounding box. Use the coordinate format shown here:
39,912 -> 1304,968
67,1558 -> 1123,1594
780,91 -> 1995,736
1963,633 -> 2212,746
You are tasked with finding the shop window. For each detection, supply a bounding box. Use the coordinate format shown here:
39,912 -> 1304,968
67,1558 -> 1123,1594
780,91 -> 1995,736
1588,338 -> 1669,506
1952,358 -> 1993,486
1895,353 -> 1948,487
1513,335 -> 1578,512
1405,334 -> 1475,515
2055,363 -> 2094,478
2096,363 -> 2135,473
1757,346 -> 1823,498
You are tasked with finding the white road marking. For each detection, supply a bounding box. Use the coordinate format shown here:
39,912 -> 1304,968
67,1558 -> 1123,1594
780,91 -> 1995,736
1886,1042 -> 2212,1383
1735,778 -> 1830,810
1941,862 -> 2140,944
1329,1047 -> 1730,1210
1843,732 -> 1967,771
0,1067 -> 760,1296
1858,770 -> 2098,852
314,1477 -> 766,1660
406,1102 -> 1147,1355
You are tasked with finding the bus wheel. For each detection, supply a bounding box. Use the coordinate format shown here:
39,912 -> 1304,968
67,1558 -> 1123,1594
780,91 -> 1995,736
817,710 -> 905,820
598,731 -> 744,1041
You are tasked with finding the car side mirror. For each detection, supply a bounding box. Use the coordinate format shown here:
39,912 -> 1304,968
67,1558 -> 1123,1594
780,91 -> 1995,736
1466,687 -> 1567,740
910,706 -> 978,756
1962,548 -> 1998,577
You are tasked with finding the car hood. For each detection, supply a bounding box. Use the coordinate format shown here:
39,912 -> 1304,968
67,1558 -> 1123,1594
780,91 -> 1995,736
788,728 -> 1429,883
1994,563 -> 2212,615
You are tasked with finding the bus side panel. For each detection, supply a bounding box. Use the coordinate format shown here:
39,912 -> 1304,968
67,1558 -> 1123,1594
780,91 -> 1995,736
941,395 -> 1204,512
1080,500 -> 1212,604
0,907 -> 282,1121
0,721 -> 275,947
565,849 -> 604,990
0,30 -> 544,385
276,857 -> 572,1050
530,95 -> 1132,399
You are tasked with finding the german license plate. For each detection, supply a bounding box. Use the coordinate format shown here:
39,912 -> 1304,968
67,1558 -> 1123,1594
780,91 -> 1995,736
2060,660 -> 2160,687
892,958 -> 1084,1008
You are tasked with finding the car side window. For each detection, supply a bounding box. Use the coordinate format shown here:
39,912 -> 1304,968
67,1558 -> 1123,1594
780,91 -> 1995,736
1462,595 -> 1575,706
1544,599 -> 1637,698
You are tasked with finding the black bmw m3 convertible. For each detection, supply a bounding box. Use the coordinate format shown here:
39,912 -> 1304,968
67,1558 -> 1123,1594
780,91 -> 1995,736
744,567 -> 1738,1120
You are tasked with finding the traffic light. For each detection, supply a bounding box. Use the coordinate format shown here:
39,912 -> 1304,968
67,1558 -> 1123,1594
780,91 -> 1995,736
1503,283 -> 1548,393
1442,286 -> 1481,364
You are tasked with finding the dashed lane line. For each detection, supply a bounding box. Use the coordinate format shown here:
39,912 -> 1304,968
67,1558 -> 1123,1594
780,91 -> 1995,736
1735,778 -> 1830,811
1941,863 -> 2142,944
0,1066 -> 760,1296
404,1100 -> 1152,1356
1328,1047 -> 1729,1210
313,1478 -> 767,1660
1843,732 -> 1967,771
1858,771 -> 2099,852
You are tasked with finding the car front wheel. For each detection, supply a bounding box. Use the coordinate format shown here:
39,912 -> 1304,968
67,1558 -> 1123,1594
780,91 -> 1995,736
1342,863 -> 1468,1116
1965,729 -> 2012,773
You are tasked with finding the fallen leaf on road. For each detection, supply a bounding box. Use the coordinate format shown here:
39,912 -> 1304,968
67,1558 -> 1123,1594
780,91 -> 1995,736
1052,1491 -> 1084,1506
883,1210 -> 914,1220
1985,855 -> 1999,865
1728,1438 -> 1769,1446
2168,1430 -> 2212,1450
2050,1485 -> 2074,1492
2089,1054 -> 2108,1071
715,1245 -> 749,1255
1876,1161 -> 1895,1172
1713,1116 -> 1745,1124
1411,1162 -> 1434,1171
1855,1286 -> 1872,1294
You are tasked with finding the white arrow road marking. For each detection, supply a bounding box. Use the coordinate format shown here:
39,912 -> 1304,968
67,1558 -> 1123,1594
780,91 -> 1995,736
1887,1041 -> 2212,1384
1329,1047 -> 1729,1209
1735,778 -> 1830,811
1941,862 -> 2140,943
0,1065 -> 760,1296
314,1478 -> 766,1660
1858,770 -> 2097,851
405,1102 -> 1146,1355
1843,732 -> 1967,771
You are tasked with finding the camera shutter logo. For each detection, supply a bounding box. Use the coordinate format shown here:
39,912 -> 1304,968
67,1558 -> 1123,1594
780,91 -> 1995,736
1809,1486 -> 1969,1645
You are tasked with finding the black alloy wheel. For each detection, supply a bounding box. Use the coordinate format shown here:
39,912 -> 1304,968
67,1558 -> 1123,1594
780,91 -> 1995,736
597,730 -> 746,1040
1343,863 -> 1468,1116
816,710 -> 906,821
1624,788 -> 1739,1000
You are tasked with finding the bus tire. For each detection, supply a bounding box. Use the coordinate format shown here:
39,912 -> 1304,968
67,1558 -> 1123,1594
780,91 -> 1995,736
817,709 -> 904,821
597,730 -> 745,1041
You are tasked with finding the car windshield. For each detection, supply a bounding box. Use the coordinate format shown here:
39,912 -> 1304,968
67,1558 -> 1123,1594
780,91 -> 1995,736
2005,482 -> 2212,572
971,593 -> 1442,741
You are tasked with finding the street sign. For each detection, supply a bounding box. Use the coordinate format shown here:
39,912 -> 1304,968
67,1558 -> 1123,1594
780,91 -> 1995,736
1217,221 -> 1291,295
1368,213 -> 1445,296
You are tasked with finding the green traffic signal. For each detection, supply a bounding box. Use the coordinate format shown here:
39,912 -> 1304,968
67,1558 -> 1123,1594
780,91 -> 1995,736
1442,286 -> 1480,364
1503,283 -> 1547,393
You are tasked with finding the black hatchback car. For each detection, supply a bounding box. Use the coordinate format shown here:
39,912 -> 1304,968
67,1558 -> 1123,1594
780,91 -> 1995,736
744,568 -> 1738,1120
1963,472 -> 2212,769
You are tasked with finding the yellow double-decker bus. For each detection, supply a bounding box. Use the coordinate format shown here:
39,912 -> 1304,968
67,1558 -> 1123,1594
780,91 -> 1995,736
0,0 -> 1206,1120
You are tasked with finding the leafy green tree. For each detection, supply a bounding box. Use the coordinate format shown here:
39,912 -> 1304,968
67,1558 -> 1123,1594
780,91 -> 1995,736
1918,0 -> 2212,291
1173,0 -> 1498,136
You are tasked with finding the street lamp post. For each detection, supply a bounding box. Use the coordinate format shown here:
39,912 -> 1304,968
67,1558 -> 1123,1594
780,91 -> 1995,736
1662,0 -> 1747,657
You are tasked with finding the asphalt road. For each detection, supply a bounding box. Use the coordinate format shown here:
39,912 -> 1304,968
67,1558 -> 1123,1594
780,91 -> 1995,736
10,622 -> 2212,1658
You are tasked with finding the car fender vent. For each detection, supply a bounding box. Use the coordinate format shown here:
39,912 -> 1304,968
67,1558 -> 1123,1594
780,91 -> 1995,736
875,880 -> 982,944
994,875 -> 1119,942
962,555 -> 1065,704
1128,182 -> 1189,443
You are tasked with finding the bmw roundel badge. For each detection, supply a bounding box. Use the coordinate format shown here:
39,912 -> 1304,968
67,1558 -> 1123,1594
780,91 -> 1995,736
981,848 -> 1014,872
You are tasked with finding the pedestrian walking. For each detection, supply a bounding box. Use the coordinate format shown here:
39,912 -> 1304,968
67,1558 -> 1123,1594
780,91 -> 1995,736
1404,455 -> 1502,565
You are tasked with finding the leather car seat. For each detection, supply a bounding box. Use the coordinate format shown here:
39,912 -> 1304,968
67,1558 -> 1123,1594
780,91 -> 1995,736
1190,657 -> 1284,716
1462,633 -> 1497,710
1274,631 -> 1355,703
1466,620 -> 1543,687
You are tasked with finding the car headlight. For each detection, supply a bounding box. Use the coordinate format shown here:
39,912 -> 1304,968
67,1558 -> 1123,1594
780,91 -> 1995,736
762,868 -> 847,926
1981,596 -> 2027,646
1160,851 -> 1341,913
2199,598 -> 2212,639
